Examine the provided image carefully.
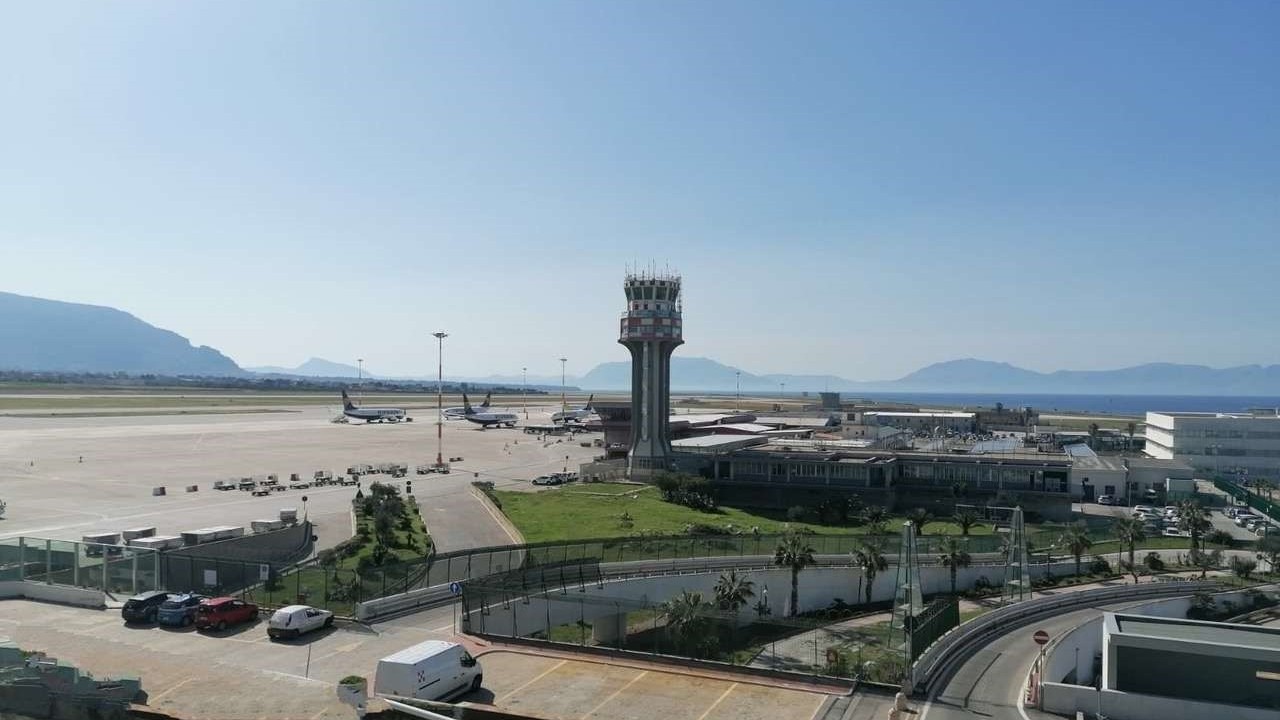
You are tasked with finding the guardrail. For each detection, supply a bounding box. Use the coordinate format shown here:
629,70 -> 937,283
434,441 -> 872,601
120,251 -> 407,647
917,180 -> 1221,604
909,579 -> 1221,694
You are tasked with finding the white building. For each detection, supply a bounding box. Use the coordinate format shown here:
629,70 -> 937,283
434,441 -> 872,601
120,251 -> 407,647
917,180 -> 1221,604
861,411 -> 975,433
1145,411 -> 1280,479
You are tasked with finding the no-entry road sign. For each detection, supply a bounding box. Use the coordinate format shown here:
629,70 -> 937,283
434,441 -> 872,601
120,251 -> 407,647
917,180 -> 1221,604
1033,629 -> 1050,646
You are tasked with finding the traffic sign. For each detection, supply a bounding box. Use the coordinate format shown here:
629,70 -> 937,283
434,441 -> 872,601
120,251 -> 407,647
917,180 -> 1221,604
449,581 -> 463,596
1033,629 -> 1050,645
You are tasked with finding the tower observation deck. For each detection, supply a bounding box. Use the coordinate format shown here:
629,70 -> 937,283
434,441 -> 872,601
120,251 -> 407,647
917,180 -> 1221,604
619,271 -> 683,476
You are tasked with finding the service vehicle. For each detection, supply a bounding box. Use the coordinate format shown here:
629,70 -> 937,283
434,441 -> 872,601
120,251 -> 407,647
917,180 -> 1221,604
121,591 -> 172,624
373,641 -> 482,700
267,605 -> 334,639
195,597 -> 259,631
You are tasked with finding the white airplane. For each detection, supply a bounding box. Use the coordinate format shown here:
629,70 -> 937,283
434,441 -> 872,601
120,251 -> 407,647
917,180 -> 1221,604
462,392 -> 518,429
341,389 -> 410,423
444,391 -> 491,419
551,394 -> 595,424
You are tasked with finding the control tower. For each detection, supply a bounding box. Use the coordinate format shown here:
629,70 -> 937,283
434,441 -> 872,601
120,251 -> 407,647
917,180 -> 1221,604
619,271 -> 683,477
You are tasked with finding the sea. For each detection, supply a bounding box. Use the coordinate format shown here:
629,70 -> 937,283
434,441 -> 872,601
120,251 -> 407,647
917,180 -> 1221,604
842,392 -> 1280,416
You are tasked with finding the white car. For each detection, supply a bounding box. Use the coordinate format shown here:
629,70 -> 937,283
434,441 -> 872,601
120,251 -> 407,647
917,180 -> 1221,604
1163,527 -> 1190,538
267,604 -> 334,640
1097,495 -> 1116,506
1235,514 -> 1259,527
1133,505 -> 1156,515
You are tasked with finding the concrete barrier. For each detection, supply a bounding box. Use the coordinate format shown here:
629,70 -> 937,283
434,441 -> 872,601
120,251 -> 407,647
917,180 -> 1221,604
0,580 -> 106,608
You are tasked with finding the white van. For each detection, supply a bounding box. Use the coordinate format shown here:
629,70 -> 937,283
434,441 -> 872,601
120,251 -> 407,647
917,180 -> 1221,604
374,641 -> 482,701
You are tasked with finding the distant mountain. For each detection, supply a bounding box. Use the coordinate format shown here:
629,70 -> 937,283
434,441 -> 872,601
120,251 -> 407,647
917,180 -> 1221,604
0,291 -> 242,376
573,355 -> 1280,396
248,357 -> 371,379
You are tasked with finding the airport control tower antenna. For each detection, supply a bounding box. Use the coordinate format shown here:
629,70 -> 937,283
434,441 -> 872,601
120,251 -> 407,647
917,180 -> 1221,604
619,270 -> 683,478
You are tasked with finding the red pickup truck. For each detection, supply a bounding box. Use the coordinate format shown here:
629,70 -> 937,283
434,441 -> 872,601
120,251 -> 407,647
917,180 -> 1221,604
195,597 -> 259,632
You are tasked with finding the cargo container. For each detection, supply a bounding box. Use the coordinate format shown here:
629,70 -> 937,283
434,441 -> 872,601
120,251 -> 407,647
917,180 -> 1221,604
180,526 -> 245,546
82,532 -> 122,557
251,519 -> 286,533
121,527 -> 157,541
279,509 -> 298,525
128,535 -> 185,551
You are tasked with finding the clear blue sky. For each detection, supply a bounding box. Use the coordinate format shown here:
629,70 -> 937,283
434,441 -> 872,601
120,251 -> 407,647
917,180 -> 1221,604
3,1 -> 1277,380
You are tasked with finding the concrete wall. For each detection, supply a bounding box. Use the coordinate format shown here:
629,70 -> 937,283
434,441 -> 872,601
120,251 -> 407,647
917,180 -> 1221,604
1042,684 -> 1279,720
465,560 -> 1082,637
1043,616 -> 1102,685
167,522 -> 312,562
0,580 -> 106,608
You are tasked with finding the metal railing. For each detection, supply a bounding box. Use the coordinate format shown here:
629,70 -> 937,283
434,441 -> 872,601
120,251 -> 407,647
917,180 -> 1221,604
0,536 -> 161,596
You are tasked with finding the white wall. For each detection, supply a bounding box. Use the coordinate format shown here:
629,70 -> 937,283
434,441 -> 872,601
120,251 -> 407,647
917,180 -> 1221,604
466,560 -> 1083,637
1043,616 -> 1102,685
0,580 -> 106,608
1042,685 -> 1279,720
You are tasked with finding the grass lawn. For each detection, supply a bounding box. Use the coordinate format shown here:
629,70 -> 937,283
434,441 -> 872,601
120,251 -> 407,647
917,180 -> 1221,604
493,483 -> 999,544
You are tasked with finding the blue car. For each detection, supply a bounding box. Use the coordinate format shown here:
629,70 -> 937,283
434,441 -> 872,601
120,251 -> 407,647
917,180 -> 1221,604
156,593 -> 204,627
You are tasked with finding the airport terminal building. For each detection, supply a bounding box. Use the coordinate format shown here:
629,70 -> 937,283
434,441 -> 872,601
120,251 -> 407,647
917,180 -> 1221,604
1146,410 -> 1280,479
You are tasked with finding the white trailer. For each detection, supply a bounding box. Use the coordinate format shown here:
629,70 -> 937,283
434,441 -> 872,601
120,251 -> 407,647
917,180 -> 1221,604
279,508 -> 298,525
251,519 -> 286,533
121,527 -> 157,542
82,532 -> 122,557
128,535 -> 184,551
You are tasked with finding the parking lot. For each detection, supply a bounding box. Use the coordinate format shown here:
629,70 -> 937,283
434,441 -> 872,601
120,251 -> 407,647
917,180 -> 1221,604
0,599 -> 830,720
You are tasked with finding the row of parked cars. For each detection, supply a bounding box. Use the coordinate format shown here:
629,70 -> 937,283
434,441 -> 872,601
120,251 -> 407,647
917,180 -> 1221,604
121,591 -> 335,638
1227,506 -> 1278,536
1131,505 -> 1192,537
532,471 -> 578,486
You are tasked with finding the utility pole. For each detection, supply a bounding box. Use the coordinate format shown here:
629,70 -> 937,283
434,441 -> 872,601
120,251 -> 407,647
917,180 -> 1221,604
522,367 -> 528,419
735,371 -> 741,413
357,358 -> 364,402
433,332 -> 448,467
559,357 -> 568,411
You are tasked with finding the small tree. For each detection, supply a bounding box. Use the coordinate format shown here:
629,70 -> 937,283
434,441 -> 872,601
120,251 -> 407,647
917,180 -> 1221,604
1143,551 -> 1165,572
713,570 -> 755,629
1230,555 -> 1257,580
938,536 -> 972,595
1176,500 -> 1211,551
906,507 -> 932,535
1112,516 -> 1146,584
1060,523 -> 1093,578
851,535 -> 889,606
774,532 -> 816,617
1191,548 -> 1223,579
1205,529 -> 1234,548
954,508 -> 981,536
1257,534 -> 1280,575
662,590 -> 717,658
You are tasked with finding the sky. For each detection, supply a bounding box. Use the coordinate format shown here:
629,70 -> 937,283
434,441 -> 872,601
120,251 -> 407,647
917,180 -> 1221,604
2,1 -> 1277,381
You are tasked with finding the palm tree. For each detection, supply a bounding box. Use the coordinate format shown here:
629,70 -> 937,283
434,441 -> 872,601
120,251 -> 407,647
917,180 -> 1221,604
774,533 -> 816,617
1061,523 -> 1093,578
954,508 -> 981,536
862,505 -> 889,527
906,507 -> 932,535
713,570 -> 755,626
1087,422 -> 1100,450
662,590 -> 716,657
938,536 -> 971,595
1125,421 -> 1137,453
851,535 -> 889,606
1176,500 -> 1211,551
1112,516 -> 1146,584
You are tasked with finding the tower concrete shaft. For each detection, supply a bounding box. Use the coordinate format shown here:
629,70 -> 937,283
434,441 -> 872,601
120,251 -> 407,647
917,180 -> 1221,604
619,271 -> 683,476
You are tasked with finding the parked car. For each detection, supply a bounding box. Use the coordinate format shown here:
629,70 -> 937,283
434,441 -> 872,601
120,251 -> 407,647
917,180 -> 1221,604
1096,495 -> 1116,506
195,597 -> 259,632
267,605 -> 334,639
157,593 -> 205,627
1162,527 -> 1190,538
121,591 -> 172,624
531,475 -> 562,486
1235,514 -> 1259,527
1133,505 -> 1156,515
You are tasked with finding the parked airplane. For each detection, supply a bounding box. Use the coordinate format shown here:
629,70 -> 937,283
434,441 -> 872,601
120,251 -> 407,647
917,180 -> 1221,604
444,391 -> 491,419
341,389 -> 410,423
551,394 -> 595,424
462,392 -> 518,429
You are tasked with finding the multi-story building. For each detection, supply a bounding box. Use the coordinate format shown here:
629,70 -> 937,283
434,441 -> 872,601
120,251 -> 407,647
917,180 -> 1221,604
1145,411 -> 1280,480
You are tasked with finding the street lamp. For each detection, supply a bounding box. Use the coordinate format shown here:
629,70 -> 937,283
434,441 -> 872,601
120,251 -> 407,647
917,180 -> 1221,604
432,332 -> 448,467
357,358 -> 364,401
780,382 -> 786,399
559,357 -> 568,412
1210,443 -> 1221,479
735,371 -> 741,413
522,367 -> 528,419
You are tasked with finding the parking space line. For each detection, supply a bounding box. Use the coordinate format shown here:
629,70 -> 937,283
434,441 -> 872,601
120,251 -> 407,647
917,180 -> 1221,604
806,693 -> 826,719
494,659 -> 567,703
579,670 -> 647,719
430,623 -> 454,633
694,682 -> 737,720
147,676 -> 195,705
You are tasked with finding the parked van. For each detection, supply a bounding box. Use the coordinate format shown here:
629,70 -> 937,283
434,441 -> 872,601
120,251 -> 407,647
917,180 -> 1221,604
374,641 -> 482,701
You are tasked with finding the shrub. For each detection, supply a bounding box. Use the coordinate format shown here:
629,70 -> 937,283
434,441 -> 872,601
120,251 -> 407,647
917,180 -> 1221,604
1089,557 -> 1112,575
786,505 -> 808,522
1144,551 -> 1165,571
685,522 -> 730,536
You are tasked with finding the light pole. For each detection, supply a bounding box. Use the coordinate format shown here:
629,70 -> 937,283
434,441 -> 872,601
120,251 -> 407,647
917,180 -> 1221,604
559,357 -> 568,411
735,371 -> 741,413
1210,443 -> 1221,479
357,358 -> 364,401
522,367 -> 528,419
780,382 -> 786,399
432,332 -> 448,467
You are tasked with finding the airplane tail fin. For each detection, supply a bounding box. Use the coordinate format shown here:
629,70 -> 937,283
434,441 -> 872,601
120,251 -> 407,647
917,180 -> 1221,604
341,389 -> 355,411
585,394 -> 594,410
481,391 -> 491,409
462,392 -> 474,414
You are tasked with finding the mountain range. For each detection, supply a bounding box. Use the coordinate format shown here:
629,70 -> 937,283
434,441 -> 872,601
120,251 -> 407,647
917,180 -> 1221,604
0,291 -> 242,376
5,290 -> 1280,396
